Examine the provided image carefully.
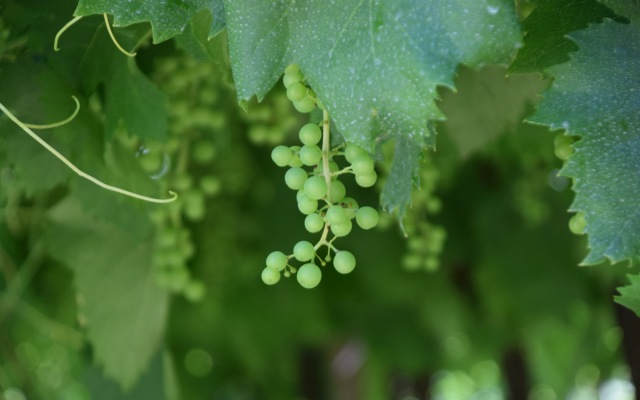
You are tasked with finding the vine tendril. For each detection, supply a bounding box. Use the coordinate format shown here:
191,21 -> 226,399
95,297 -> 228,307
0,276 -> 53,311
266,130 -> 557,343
0,98 -> 177,204
54,16 -> 82,52
23,96 -> 80,129
103,14 -> 137,57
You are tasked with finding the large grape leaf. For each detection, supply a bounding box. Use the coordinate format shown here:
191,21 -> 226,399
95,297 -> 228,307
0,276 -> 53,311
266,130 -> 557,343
74,0 -> 226,43
509,0 -> 619,73
224,0 -> 522,212
528,15 -> 640,265
45,197 -> 169,389
616,275 -> 640,318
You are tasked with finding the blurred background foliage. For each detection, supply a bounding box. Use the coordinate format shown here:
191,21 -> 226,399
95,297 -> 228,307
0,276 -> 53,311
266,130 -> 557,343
0,0 -> 638,399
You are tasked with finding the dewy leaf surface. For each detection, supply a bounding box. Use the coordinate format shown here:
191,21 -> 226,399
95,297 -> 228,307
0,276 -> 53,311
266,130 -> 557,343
225,0 -> 522,212
45,198 -> 169,389
74,0 -> 226,43
529,16 -> 640,265
615,275 -> 640,318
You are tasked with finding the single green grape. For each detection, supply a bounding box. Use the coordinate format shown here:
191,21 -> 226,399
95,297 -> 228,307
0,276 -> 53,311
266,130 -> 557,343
351,154 -> 374,175
285,64 -> 300,74
288,146 -> 303,167
299,145 -> 322,166
304,213 -> 325,233
199,176 -> 221,196
326,205 -> 347,225
299,123 -> 322,146
303,176 -> 328,200
293,240 -> 316,262
272,145 -> 294,167
287,82 -> 307,102
341,197 -> 359,219
293,97 -> 316,113
296,263 -> 321,289
356,206 -> 379,230
283,71 -> 304,88
344,143 -> 366,164
193,140 -> 217,164
334,251 -> 356,274
139,151 -> 164,174
329,180 -> 346,202
297,194 -> 319,215
314,161 -> 339,175
184,280 -> 206,302
173,174 -> 193,191
569,211 -> 587,235
331,220 -> 352,237
285,167 -> 308,190
262,267 -> 281,285
266,251 -> 288,271
355,170 -> 377,188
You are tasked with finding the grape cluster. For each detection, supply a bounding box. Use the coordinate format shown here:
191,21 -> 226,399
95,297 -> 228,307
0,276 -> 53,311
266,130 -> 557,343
378,151 -> 446,272
114,56 -> 231,301
261,65 -> 380,288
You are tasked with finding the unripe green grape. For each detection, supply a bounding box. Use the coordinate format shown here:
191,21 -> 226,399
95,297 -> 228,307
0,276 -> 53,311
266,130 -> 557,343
356,206 -> 379,230
304,213 -> 325,233
299,123 -> 322,146
173,174 -> 193,191
284,64 -> 300,74
296,263 -> 321,289
341,197 -> 359,219
569,212 -> 586,235
351,154 -> 374,175
424,256 -> 439,272
262,267 -> 281,285
184,280 -> 206,302
329,180 -> 346,203
287,82 -> 307,102
285,167 -> 308,190
271,145 -> 294,167
183,190 -> 205,222
266,251 -> 288,271
355,170 -> 377,188
293,241 -> 315,262
200,176 -> 221,196
193,140 -> 217,164
299,145 -> 322,166
403,254 -> 422,271
555,142 -> 574,160
344,143 -> 366,163
156,229 -> 178,249
139,152 -> 164,174
297,194 -> 319,215
303,176 -> 328,200
288,153 -> 303,168
293,97 -> 316,113
334,251 -> 356,274
283,71 -> 304,88
296,189 -> 306,202
167,267 -> 191,293
331,219 -> 352,237
326,205 -> 347,225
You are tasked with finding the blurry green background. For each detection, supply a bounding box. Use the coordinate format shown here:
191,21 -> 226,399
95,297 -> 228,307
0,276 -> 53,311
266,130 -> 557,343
0,1 -> 638,399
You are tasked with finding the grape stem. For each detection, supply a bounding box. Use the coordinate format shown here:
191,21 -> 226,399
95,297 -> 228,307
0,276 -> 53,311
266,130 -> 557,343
0,99 -> 177,204
321,109 -> 332,203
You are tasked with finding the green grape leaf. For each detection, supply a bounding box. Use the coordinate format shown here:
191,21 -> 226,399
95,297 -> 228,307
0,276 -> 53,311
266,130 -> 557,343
78,24 -> 167,142
438,65 -> 548,158
615,274 -> 640,318
509,0 -> 619,73
528,17 -> 640,265
225,0 -> 522,213
45,197 -> 169,389
74,0 -> 226,43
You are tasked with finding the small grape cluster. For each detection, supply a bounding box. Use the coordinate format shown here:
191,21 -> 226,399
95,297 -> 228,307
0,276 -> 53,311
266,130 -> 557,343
378,151 -> 445,272
112,56 -> 231,301
261,65 -> 380,288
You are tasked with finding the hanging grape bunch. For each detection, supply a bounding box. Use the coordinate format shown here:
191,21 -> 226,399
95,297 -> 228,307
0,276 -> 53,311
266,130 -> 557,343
262,64 -> 380,289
